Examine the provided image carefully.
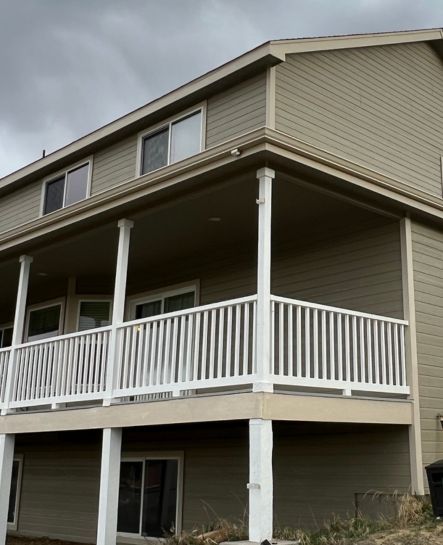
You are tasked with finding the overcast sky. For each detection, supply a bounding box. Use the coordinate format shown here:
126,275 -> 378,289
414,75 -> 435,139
1,0 -> 443,178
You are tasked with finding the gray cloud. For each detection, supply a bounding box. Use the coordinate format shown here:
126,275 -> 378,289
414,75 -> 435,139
1,0 -> 442,177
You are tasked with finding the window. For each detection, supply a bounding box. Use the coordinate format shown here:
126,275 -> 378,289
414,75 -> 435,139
78,300 -> 112,331
26,302 -> 64,342
8,457 -> 23,529
140,110 -> 203,175
43,161 -> 91,215
117,456 -> 182,537
0,326 -> 13,348
129,285 -> 197,320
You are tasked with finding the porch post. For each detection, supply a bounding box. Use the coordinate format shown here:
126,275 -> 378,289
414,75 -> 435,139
400,216 -> 425,494
104,219 -> 134,405
248,419 -> 273,543
2,255 -> 33,414
254,167 -> 275,392
96,428 -> 122,545
0,434 -> 15,545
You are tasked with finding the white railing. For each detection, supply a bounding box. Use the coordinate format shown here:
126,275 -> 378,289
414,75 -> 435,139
8,327 -> 111,408
270,296 -> 409,395
0,294 -> 409,410
114,295 -> 257,397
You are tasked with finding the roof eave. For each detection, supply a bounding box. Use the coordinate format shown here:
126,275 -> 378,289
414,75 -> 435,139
270,28 -> 443,57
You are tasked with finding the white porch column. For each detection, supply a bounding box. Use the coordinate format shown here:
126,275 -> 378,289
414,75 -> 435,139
0,434 -> 15,545
104,219 -> 134,404
248,419 -> 273,543
254,167 -> 275,393
2,255 -> 33,414
96,428 -> 122,545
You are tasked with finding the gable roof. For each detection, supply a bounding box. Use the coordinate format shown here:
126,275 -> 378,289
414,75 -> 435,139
2,27 -> 442,192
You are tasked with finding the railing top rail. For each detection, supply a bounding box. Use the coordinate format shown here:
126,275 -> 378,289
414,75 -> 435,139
14,325 -> 113,350
118,294 -> 257,329
0,347 -> 11,355
271,295 -> 408,326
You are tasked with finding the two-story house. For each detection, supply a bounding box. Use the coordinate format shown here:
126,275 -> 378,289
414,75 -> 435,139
0,27 -> 443,545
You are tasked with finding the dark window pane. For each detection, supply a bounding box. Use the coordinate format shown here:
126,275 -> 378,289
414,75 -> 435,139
65,164 -> 89,206
44,176 -> 65,214
79,301 -> 111,331
135,300 -> 162,319
7,460 -> 20,524
142,129 -> 169,174
118,461 -> 143,534
170,112 -> 202,163
28,305 -> 61,340
142,459 -> 178,537
1,327 -> 13,348
164,292 -> 194,313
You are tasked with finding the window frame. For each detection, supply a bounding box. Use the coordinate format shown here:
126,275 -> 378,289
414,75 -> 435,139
7,454 -> 23,531
40,157 -> 93,216
76,297 -> 113,332
117,451 -> 184,540
126,281 -> 199,321
24,298 -> 65,342
136,104 -> 206,177
0,323 -> 13,349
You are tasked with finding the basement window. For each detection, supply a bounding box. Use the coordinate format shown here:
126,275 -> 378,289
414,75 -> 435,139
140,109 -> 203,175
117,455 -> 182,538
8,457 -> 23,530
42,160 -> 91,215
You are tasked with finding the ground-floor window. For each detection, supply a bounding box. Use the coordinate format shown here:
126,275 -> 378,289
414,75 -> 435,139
8,457 -> 23,529
117,455 -> 182,538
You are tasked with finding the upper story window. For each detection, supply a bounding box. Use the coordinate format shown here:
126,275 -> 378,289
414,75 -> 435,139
140,109 -> 203,175
42,160 -> 91,215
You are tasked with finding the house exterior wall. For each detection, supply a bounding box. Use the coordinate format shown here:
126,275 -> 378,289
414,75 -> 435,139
275,42 -> 443,198
0,72 -> 267,236
12,422 -> 410,542
411,220 -> 443,469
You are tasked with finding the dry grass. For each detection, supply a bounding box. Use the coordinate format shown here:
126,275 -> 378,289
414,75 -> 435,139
5,495 -> 439,545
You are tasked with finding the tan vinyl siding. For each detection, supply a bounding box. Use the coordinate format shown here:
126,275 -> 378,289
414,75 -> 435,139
275,42 -> 443,197
0,182 -> 41,234
411,221 -> 443,467
272,220 -> 403,318
205,72 -> 267,148
13,423 -> 410,542
91,134 -> 138,195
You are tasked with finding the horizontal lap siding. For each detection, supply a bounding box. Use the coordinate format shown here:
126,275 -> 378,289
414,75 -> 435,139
15,433 -> 101,543
272,219 -> 403,319
0,182 -> 41,234
206,72 -> 266,148
275,43 -> 443,197
13,423 -> 410,541
274,425 -> 410,528
91,135 -> 138,194
411,221 -> 443,467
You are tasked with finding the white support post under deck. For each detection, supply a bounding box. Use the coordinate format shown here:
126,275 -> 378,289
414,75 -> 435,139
248,418 -> 273,543
104,219 -> 134,405
254,167 -> 275,392
0,434 -> 15,545
96,428 -> 122,545
2,255 -> 33,415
